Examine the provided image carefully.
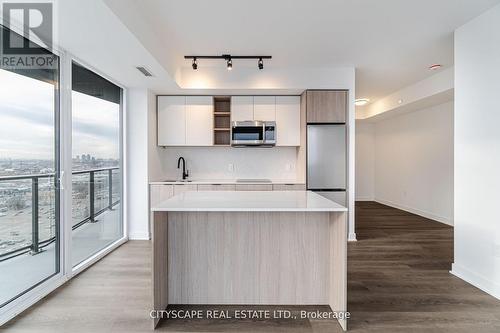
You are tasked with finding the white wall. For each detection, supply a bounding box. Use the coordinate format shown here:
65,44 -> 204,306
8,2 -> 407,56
126,89 -> 151,240
358,67 -> 454,120
355,121 -> 375,200
148,93 -> 164,182
356,102 -> 454,225
178,67 -> 355,91
154,147 -> 298,181
373,102 -> 454,225
452,4 -> 500,300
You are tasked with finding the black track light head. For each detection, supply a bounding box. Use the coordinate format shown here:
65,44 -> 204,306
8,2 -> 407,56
258,57 -> 263,70
192,57 -> 198,70
227,58 -> 232,71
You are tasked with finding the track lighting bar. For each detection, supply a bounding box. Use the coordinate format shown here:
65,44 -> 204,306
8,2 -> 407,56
184,55 -> 272,59
185,54 -> 271,70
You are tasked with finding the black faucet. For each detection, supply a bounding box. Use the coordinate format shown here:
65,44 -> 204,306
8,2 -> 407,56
177,157 -> 189,180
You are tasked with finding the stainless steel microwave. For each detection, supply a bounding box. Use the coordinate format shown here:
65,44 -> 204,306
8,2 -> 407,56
231,121 -> 276,147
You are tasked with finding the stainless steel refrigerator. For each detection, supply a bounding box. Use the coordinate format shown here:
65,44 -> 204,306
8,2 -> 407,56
307,124 -> 346,205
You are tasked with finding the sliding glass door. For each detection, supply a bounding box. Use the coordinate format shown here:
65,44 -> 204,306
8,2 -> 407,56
0,26 -> 60,306
71,62 -> 123,267
0,24 -> 124,319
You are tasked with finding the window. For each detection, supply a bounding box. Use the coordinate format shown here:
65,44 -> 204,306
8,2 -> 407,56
0,24 -> 125,320
0,25 -> 60,307
71,62 -> 123,267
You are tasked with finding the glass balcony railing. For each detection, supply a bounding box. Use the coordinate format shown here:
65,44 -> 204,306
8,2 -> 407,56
0,167 -> 119,261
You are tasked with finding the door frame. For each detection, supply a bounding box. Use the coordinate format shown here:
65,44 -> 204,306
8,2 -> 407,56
67,54 -> 128,277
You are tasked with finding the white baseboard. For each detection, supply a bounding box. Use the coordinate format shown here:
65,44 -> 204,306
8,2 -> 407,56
129,232 -> 150,240
374,198 -> 453,226
355,197 -> 374,201
348,232 -> 357,242
451,263 -> 500,300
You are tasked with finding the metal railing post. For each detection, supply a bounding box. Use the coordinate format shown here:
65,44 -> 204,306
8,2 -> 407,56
30,177 -> 40,255
89,171 -> 95,222
0,167 -> 121,261
108,169 -> 113,210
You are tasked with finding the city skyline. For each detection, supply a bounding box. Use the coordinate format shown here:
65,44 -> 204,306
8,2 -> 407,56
0,154 -> 119,161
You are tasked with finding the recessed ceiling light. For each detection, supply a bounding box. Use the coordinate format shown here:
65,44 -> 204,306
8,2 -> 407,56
398,99 -> 403,104
429,64 -> 442,70
355,98 -> 370,106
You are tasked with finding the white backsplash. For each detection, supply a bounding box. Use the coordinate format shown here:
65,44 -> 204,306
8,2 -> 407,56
158,147 -> 298,181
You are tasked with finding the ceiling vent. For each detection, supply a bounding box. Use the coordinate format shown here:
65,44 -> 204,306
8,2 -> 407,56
136,66 -> 153,77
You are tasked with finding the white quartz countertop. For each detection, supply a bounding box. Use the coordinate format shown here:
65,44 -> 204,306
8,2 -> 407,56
149,179 -> 305,185
151,191 -> 347,212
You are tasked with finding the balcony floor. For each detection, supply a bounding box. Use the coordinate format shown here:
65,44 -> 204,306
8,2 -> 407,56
0,206 -> 121,305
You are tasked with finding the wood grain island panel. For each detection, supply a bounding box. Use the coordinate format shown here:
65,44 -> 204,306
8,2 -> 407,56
151,191 -> 348,330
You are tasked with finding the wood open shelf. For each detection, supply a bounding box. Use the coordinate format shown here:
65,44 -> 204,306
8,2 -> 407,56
214,131 -> 230,145
213,97 -> 231,145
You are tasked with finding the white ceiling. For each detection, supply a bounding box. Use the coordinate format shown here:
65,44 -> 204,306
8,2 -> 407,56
57,0 -> 179,93
103,0 -> 500,101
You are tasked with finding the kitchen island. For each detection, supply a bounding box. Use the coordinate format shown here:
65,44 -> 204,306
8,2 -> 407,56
151,191 -> 348,330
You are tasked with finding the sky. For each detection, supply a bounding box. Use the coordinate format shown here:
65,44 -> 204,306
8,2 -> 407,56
0,69 -> 120,161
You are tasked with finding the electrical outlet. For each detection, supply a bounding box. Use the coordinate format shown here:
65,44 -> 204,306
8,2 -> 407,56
228,164 -> 234,172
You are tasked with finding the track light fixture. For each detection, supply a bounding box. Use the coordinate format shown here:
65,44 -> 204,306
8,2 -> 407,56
184,54 -> 271,70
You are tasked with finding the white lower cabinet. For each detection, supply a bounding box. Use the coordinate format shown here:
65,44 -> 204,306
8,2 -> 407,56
197,184 -> 236,191
151,183 -> 306,209
150,185 -> 174,205
272,184 -> 306,191
235,184 -> 273,191
173,184 -> 198,195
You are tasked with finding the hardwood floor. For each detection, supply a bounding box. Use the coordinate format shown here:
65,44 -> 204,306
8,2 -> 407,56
2,202 -> 500,332
350,201 -> 500,332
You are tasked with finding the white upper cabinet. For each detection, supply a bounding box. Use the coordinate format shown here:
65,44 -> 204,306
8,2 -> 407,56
253,96 -> 276,121
231,96 -> 254,122
158,95 -> 300,147
186,96 -> 213,146
158,96 -> 186,146
276,96 -> 301,146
